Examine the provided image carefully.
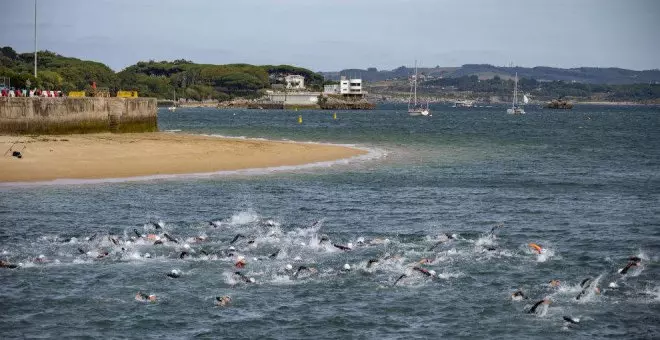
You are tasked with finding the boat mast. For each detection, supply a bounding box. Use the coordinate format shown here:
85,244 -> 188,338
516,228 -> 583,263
513,72 -> 518,109
414,60 -> 418,106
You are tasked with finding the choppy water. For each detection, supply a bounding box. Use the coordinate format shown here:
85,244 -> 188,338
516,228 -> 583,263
1,104 -> 659,339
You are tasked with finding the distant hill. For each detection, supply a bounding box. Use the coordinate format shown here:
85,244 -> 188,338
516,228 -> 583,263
320,66 -> 457,82
322,64 -> 660,85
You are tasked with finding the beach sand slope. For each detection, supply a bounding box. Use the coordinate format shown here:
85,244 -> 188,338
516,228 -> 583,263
0,133 -> 366,182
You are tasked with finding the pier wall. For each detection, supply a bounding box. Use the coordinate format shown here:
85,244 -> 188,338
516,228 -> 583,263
0,97 -> 158,134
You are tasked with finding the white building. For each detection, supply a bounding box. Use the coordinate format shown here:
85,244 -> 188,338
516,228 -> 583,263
340,76 -> 362,95
285,75 -> 305,89
325,76 -> 363,95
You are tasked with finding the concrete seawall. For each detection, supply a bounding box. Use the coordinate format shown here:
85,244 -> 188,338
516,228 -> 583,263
0,97 -> 158,135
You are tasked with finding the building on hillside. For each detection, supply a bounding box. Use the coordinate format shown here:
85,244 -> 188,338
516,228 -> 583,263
325,76 -> 364,97
285,75 -> 305,89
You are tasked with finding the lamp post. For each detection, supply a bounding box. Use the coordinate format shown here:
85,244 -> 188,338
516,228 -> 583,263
34,0 -> 38,78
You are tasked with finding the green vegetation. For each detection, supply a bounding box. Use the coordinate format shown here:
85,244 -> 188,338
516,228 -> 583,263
0,46 -> 325,101
1,47 -> 117,92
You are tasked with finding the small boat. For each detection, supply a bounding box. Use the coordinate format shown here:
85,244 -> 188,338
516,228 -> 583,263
408,61 -> 430,116
452,100 -> 474,108
506,73 -> 525,115
168,89 -> 177,112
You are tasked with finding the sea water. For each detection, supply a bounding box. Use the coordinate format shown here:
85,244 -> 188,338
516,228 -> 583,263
1,104 -> 659,339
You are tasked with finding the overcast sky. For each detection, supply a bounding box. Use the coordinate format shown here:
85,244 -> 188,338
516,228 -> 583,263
1,0 -> 659,72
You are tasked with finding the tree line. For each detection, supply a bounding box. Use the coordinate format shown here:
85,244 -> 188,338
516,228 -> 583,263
0,46 -> 325,100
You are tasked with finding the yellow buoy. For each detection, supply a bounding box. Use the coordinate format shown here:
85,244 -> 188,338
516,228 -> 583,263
298,115 -> 302,124
333,112 -> 337,120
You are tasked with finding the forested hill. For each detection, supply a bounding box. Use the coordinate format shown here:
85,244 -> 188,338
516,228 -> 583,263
0,46 -> 324,100
322,64 -> 660,85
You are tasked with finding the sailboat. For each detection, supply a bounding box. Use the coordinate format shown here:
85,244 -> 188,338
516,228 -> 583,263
168,89 -> 177,112
408,61 -> 430,116
506,72 -> 525,115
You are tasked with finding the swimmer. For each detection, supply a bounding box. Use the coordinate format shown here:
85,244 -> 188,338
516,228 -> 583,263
619,261 -> 640,275
35,254 -> 47,263
511,290 -> 528,301
167,269 -> 181,278
412,266 -> 436,277
489,224 -> 504,236
356,237 -> 366,245
269,249 -> 280,259
549,280 -> 561,287
293,266 -> 317,278
528,243 -> 543,254
234,271 -> 255,283
179,251 -> 189,259
0,260 -> 18,269
235,256 -> 247,268
563,316 -> 580,325
342,263 -> 351,271
576,282 -> 600,300
367,259 -> 379,268
230,234 -> 246,245
428,233 -> 455,251
215,295 -> 231,307
393,274 -> 407,286
419,258 -> 434,265
208,221 -> 220,228
527,298 -> 551,314
163,233 -> 178,243
135,292 -> 157,302
333,243 -> 352,251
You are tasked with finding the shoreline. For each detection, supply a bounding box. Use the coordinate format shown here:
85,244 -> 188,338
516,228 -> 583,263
0,133 -> 369,183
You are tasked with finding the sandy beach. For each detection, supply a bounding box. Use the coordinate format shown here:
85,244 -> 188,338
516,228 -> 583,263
0,133 -> 366,182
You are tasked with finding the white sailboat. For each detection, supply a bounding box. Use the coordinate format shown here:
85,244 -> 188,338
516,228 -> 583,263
507,73 -> 525,115
168,89 -> 177,112
408,61 -> 430,116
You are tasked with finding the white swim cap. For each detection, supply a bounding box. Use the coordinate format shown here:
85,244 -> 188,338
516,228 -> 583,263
171,269 -> 180,275
237,256 -> 245,261
286,264 -> 293,270
249,277 -> 256,283
429,270 -> 437,276
229,246 -> 236,251
357,237 -> 365,244
347,243 -> 353,249
300,242 -> 306,246
144,253 -> 151,258
155,236 -> 161,241
38,254 -> 45,259
343,263 -> 351,270
294,256 -> 302,261
183,244 -> 191,250
609,282 -> 618,288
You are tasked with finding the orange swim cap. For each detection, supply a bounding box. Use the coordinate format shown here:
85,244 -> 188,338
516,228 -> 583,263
528,243 -> 542,254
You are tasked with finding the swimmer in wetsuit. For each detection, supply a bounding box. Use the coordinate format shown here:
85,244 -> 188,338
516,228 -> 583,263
527,298 -> 550,314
